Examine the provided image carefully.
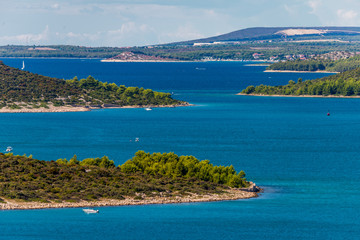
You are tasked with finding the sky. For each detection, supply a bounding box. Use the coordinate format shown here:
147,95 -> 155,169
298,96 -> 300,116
1,0 -> 360,47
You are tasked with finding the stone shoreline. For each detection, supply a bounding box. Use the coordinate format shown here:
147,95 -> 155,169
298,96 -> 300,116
101,59 -> 187,63
237,93 -> 360,98
264,69 -> 339,73
0,103 -> 192,113
0,183 -> 261,210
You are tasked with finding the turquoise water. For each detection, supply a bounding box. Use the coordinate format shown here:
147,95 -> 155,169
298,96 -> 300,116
0,59 -> 359,239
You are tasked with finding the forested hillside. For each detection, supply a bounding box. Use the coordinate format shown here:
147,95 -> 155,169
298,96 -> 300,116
0,151 -> 249,202
267,55 -> 360,73
0,61 -> 185,109
241,67 -> 360,96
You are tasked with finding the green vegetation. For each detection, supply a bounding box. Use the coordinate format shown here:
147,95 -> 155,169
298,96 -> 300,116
0,62 -> 185,109
241,67 -> 360,96
267,55 -> 360,73
121,151 -> 247,188
0,151 -> 249,202
267,59 -> 328,72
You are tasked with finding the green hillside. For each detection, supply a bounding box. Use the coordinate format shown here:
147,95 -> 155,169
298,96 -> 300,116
0,61 -> 185,109
0,151 -> 249,202
267,55 -> 360,73
241,67 -> 360,96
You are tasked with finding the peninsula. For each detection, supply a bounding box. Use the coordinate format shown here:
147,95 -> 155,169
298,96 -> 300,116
0,61 -> 188,112
0,151 -> 260,210
240,67 -> 360,97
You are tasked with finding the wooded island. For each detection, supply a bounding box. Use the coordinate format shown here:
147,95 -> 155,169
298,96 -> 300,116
241,67 -> 360,97
0,151 -> 259,209
0,61 -> 187,112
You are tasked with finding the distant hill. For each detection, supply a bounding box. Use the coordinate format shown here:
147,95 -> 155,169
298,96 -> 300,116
0,61 -> 186,111
175,27 -> 360,45
2,27 -> 360,61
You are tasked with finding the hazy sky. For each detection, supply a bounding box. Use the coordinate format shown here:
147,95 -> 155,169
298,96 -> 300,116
1,0 -> 360,47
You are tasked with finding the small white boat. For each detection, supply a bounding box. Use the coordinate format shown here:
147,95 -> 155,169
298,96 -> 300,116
21,61 -> 25,70
6,146 -> 13,152
83,208 -> 99,214
135,137 -> 139,142
144,107 -> 152,111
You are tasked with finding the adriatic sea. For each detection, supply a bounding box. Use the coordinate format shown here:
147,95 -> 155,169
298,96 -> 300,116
0,58 -> 358,240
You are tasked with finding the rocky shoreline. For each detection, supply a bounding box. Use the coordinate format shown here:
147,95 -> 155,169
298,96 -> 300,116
264,69 -> 339,73
237,93 -> 360,98
0,183 -> 261,210
0,103 -> 192,113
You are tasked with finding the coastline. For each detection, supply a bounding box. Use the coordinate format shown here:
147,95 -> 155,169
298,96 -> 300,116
101,59 -> 272,63
101,59 -> 186,63
264,69 -> 339,73
237,93 -> 360,98
0,183 -> 261,210
0,103 -> 192,113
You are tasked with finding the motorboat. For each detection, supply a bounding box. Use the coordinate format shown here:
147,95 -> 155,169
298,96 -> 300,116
83,208 -> 99,214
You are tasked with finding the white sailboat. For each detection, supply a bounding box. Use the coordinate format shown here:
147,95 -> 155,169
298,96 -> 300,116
21,61 -> 25,70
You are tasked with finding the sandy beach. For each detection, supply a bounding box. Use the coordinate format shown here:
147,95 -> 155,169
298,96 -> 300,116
0,183 -> 260,210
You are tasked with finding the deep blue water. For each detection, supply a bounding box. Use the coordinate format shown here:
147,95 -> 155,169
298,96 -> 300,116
0,58 -> 359,239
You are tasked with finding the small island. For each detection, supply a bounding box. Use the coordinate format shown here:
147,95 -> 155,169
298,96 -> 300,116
240,67 -> 360,97
0,61 -> 188,112
0,151 -> 260,210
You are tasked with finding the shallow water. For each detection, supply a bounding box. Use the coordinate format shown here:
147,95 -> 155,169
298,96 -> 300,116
0,58 -> 358,239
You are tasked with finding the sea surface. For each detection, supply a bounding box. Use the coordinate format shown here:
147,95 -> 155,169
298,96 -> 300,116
0,58 -> 359,240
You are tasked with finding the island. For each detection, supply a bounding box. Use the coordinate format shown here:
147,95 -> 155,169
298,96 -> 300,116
0,61 -> 189,112
0,151 -> 260,210
240,67 -> 360,97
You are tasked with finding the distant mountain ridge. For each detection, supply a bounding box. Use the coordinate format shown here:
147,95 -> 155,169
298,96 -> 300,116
175,26 -> 360,45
